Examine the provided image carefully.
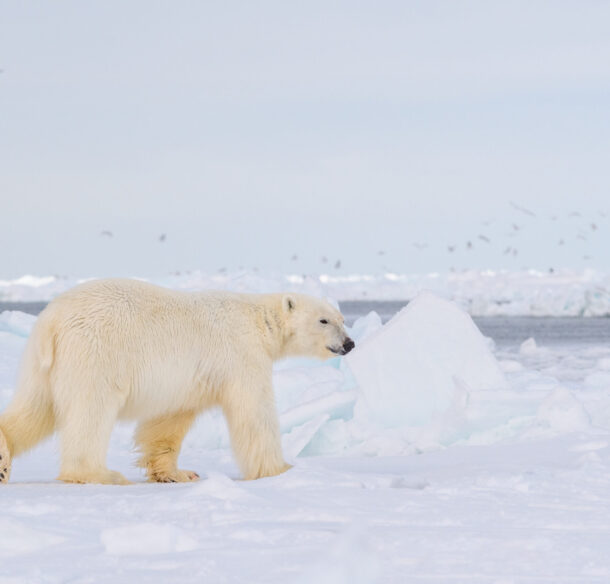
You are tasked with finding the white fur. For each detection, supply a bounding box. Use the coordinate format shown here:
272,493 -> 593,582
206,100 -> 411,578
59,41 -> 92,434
0,279 -> 351,484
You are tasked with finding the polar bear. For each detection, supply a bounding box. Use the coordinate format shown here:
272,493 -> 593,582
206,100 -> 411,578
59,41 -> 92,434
0,279 -> 354,485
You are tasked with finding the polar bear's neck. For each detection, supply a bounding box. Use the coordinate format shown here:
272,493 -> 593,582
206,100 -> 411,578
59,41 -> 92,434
249,295 -> 293,361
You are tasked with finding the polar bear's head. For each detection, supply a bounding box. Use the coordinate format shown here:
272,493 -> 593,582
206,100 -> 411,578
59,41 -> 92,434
281,294 -> 355,360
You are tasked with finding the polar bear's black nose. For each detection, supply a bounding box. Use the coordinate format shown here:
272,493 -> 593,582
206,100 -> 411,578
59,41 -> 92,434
342,338 -> 355,354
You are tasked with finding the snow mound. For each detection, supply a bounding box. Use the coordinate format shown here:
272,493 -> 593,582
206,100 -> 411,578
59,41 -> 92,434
348,310 -> 383,343
346,292 -> 508,428
519,337 -> 539,356
0,311 -> 36,338
189,472 -> 255,500
100,522 -> 198,555
585,372 -> 610,388
536,387 -> 591,433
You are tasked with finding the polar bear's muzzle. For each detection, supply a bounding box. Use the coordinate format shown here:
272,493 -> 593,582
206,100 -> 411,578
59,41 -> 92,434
327,337 -> 355,356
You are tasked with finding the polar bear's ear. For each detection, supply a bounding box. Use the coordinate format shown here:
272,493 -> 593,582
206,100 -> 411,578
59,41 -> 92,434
283,295 -> 296,313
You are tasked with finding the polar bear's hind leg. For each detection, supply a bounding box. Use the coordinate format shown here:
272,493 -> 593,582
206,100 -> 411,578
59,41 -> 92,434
56,385 -> 130,485
135,410 -> 200,483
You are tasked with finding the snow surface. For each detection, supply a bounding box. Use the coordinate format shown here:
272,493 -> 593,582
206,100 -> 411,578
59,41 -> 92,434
2,293 -> 610,582
1,268 -> 610,316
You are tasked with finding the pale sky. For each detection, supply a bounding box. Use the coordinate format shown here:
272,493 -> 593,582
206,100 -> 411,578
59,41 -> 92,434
1,1 -> 609,279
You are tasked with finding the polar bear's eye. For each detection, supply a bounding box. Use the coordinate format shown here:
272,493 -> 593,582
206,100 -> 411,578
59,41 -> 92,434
319,319 -> 328,325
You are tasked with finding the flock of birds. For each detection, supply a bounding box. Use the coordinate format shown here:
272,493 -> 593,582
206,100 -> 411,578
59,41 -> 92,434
406,203 -> 604,254
98,202 -> 606,273
381,202 -> 606,271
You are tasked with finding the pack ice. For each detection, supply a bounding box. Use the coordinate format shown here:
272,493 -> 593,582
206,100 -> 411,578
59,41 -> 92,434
346,291 -> 508,428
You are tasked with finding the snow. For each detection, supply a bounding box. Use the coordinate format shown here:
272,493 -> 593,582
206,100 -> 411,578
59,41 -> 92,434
2,287 -> 610,582
1,268 -> 610,316
100,523 -> 199,556
0,519 -> 64,557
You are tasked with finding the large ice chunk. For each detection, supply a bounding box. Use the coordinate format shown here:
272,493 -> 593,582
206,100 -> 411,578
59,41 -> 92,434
345,291 -> 508,428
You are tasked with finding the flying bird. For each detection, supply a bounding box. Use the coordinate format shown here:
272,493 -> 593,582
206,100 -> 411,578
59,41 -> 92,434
100,230 -> 113,238
334,260 -> 341,269
510,201 -> 536,217
478,235 -> 490,244
159,234 -> 166,242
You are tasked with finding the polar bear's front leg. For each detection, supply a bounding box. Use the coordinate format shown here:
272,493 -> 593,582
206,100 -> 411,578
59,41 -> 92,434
223,383 -> 290,480
135,410 -> 200,483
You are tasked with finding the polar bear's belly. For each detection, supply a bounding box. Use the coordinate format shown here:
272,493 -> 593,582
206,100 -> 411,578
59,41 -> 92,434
117,365 -> 216,420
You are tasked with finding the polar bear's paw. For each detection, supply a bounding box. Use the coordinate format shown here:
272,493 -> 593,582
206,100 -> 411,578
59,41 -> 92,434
244,461 -> 293,481
0,430 -> 12,484
150,469 -> 200,483
58,469 -> 132,485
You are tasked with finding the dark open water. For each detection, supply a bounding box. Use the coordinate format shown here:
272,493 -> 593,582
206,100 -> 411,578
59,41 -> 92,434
1,300 -> 609,347
339,300 -> 610,346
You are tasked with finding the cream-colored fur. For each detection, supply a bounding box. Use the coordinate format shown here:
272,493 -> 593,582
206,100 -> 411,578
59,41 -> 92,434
0,279 -> 352,485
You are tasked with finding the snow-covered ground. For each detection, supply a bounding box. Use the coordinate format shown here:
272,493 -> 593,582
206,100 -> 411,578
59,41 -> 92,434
1,286 -> 610,583
1,268 -> 610,316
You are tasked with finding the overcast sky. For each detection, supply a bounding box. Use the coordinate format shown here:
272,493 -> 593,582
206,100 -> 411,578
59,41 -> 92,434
1,1 -> 609,279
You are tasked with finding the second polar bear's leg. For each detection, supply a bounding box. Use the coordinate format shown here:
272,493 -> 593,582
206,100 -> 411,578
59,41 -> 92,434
135,410 -> 199,483
55,383 -> 130,485
223,381 -> 291,480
